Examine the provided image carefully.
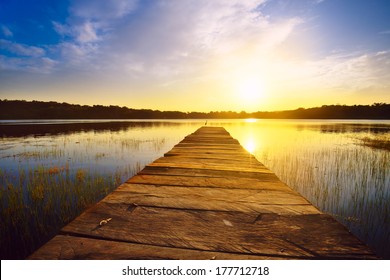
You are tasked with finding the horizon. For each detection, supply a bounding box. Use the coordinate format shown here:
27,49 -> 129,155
1,0 -> 390,111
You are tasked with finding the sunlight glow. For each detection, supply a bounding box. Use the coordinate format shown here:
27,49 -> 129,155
245,118 -> 257,123
243,138 -> 256,154
227,71 -> 271,111
237,77 -> 265,103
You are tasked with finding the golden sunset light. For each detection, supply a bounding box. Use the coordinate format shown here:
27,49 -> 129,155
1,0 -> 389,112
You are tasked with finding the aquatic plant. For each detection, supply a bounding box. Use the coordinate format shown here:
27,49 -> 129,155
0,163 -> 142,259
357,135 -> 390,151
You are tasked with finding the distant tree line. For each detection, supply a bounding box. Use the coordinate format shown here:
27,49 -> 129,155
0,99 -> 389,119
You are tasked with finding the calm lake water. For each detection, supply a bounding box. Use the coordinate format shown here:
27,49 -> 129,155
1,119 -> 389,259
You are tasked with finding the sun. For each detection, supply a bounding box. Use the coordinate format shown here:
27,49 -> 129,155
236,77 -> 265,104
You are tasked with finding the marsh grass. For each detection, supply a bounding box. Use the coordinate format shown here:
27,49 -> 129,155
252,132 -> 390,258
357,135 -> 390,151
0,162 -> 141,259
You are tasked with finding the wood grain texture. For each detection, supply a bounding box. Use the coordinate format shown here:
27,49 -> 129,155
28,235 -> 285,260
29,126 -> 376,259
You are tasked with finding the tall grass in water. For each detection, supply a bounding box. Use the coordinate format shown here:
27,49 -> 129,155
357,135 -> 390,151
254,132 -> 390,258
0,163 -> 141,259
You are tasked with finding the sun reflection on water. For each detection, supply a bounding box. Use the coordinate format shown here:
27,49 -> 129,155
243,137 -> 256,154
245,118 -> 257,123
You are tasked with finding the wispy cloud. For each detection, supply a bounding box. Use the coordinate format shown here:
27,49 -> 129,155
53,21 -> 100,44
276,50 -> 390,92
0,55 -> 57,74
0,39 -> 45,57
1,25 -> 13,37
70,0 -> 139,20
71,0 -> 299,82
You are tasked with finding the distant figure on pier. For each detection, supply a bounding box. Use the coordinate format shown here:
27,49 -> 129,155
205,120 -> 207,125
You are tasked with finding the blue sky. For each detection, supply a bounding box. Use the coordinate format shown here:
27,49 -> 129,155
1,0 -> 389,111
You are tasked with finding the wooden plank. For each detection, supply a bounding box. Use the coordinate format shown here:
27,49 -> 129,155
29,126 -> 376,259
138,166 -> 276,179
147,162 -> 268,173
166,148 -> 251,155
105,183 -> 320,214
164,148 -> 255,160
60,203 -> 374,259
127,174 -> 292,190
163,154 -> 258,162
152,157 -> 265,169
174,143 -> 244,150
28,235 -> 285,260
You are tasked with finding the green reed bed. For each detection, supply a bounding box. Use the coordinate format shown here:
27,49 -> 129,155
0,163 -> 140,259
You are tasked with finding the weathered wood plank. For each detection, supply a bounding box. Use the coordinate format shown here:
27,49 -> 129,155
153,155 -> 261,164
174,143 -> 245,150
138,166 -> 275,179
127,174 -> 292,190
147,162 -> 268,173
28,235 -> 285,260
104,183 -> 320,214
60,203 -> 374,259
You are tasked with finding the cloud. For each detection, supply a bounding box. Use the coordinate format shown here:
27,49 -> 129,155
97,0 -> 300,80
327,51 -> 390,90
0,39 -> 45,57
49,0 -> 298,82
75,21 -> 100,43
2,0 -> 308,97
1,25 -> 13,37
53,21 -> 100,43
70,0 -> 139,20
282,50 -> 390,91
0,55 -> 57,74
55,42 -> 98,68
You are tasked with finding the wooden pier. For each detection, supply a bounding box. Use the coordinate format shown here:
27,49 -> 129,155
29,126 -> 376,259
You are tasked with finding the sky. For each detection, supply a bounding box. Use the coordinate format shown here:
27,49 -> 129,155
0,0 -> 389,112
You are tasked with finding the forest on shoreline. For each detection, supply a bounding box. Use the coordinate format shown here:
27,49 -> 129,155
1,99 -> 389,119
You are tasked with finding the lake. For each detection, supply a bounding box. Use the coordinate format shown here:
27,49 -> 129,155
0,119 -> 389,259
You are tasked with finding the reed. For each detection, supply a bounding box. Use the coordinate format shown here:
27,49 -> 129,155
0,162 -> 142,259
249,131 -> 390,258
358,135 -> 390,151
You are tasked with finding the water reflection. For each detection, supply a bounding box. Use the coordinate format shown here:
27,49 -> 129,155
245,118 -> 257,123
0,121 -> 186,138
296,122 -> 390,134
